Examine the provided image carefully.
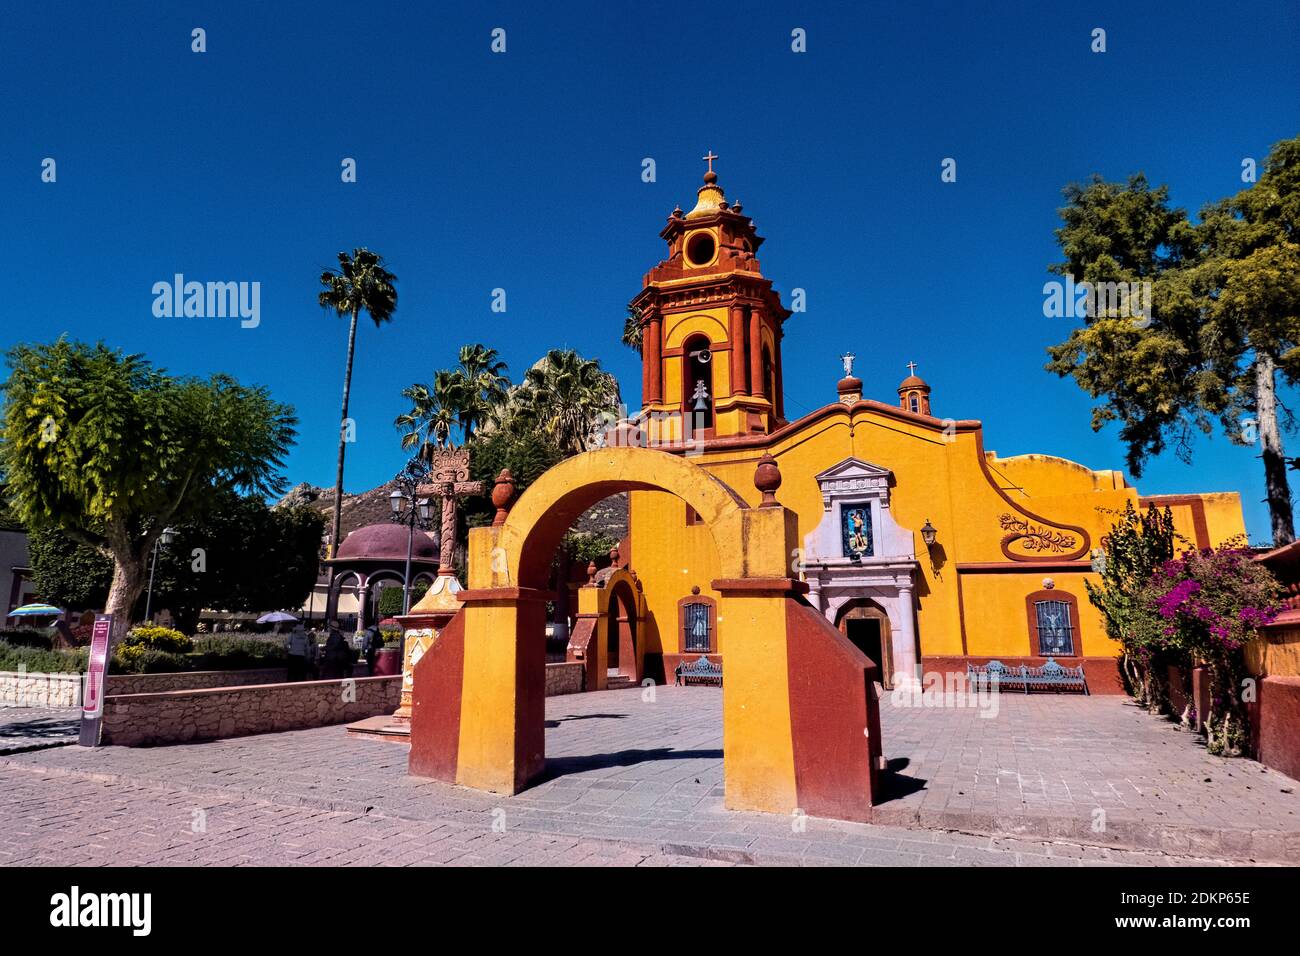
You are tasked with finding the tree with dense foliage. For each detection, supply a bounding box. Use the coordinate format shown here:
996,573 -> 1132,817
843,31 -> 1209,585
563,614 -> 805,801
27,525 -> 114,612
319,248 -> 398,556
1086,502 -> 1177,707
1047,134 -> 1300,545
147,491 -> 325,632
0,340 -> 296,642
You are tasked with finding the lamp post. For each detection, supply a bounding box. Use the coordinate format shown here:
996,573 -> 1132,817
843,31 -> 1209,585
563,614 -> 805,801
389,457 -> 434,616
143,526 -> 178,622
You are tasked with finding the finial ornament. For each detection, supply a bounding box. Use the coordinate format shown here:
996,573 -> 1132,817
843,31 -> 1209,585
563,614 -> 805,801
703,150 -> 718,174
906,360 -> 918,376
754,452 -> 782,507
841,352 -> 856,378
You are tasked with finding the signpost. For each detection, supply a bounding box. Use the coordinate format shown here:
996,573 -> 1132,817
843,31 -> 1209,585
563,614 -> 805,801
78,614 -> 112,747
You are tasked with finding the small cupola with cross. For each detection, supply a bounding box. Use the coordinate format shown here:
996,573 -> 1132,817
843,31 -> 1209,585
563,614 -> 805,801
898,362 -> 932,416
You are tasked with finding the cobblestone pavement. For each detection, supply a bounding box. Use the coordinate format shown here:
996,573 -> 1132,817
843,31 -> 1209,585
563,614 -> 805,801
2,686 -> 1294,866
875,689 -> 1300,859
0,706 -> 78,755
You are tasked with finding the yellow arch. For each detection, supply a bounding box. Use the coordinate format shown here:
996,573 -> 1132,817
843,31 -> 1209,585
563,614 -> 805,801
472,446 -> 751,590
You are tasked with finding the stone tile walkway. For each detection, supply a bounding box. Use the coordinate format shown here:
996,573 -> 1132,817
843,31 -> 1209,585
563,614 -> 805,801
2,686 -> 1294,866
0,706 -> 79,755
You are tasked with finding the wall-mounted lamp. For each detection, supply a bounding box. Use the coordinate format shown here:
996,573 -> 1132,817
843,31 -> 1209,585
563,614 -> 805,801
920,519 -> 937,547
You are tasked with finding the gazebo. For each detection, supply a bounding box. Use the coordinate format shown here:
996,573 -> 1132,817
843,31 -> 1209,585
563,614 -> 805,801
323,523 -> 440,631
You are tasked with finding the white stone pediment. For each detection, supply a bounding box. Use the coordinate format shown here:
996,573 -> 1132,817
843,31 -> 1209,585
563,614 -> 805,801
803,457 -> 916,563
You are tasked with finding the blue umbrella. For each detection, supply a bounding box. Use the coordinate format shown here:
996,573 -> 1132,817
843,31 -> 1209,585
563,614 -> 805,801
7,603 -> 63,617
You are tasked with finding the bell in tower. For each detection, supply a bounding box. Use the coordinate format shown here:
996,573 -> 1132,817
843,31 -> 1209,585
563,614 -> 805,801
630,153 -> 791,445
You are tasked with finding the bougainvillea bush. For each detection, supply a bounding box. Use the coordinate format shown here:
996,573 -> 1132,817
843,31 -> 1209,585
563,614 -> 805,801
1136,544 -> 1282,755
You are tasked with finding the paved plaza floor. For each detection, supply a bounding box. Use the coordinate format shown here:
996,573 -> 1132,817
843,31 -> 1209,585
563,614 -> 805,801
1,686 -> 1297,866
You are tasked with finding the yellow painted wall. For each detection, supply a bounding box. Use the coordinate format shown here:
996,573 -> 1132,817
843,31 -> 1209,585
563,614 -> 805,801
629,400 -> 1249,662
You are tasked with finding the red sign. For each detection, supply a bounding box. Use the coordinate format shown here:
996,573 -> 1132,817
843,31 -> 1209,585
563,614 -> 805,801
83,614 -> 112,716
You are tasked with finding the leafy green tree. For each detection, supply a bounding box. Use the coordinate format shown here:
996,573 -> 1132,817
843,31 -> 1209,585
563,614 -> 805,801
148,491 -> 325,633
456,344 -> 510,428
0,340 -> 295,642
27,526 -> 113,611
1085,502 -> 1177,707
464,428 -> 563,526
319,248 -> 398,556
1047,135 -> 1300,544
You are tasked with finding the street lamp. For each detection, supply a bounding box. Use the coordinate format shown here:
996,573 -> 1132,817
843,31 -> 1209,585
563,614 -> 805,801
144,526 -> 178,622
920,519 -> 937,548
389,457 -> 435,616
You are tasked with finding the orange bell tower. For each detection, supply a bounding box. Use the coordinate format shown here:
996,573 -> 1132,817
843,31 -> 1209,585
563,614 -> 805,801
630,154 -> 791,443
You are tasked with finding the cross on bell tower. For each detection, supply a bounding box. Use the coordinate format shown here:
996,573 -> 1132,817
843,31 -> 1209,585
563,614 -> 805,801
629,159 -> 792,444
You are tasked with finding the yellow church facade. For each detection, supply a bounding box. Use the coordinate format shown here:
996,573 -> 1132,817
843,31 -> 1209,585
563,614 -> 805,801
617,165 -> 1246,694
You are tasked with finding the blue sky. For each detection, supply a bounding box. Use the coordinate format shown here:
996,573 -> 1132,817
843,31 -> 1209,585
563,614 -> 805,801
2,1 -> 1297,542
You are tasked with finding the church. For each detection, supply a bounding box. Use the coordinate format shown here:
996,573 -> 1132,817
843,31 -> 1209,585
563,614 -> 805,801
605,161 -> 1246,693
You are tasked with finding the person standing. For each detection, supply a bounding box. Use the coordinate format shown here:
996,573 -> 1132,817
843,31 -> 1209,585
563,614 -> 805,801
362,624 -> 382,676
285,623 -> 309,681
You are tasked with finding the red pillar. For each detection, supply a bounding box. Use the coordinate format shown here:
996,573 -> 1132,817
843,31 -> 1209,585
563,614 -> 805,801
729,305 -> 747,395
643,315 -> 662,405
749,308 -> 765,399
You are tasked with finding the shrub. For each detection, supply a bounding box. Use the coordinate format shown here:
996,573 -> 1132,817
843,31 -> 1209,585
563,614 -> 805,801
192,634 -> 287,670
0,640 -> 86,673
121,625 -> 193,654
0,628 -> 53,650
111,648 -> 192,674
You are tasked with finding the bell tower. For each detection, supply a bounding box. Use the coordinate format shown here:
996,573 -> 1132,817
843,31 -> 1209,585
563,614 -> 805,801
630,154 -> 790,443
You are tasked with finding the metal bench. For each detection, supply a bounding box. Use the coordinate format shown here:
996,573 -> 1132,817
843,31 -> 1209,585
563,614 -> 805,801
966,658 -> 1088,695
675,655 -> 723,687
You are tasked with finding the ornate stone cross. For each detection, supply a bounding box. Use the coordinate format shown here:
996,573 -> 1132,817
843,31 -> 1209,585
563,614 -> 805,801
420,447 -> 483,575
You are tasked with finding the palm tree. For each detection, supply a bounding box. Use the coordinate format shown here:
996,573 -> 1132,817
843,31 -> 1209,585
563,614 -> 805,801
318,248 -> 398,557
622,305 -> 643,355
456,344 -> 510,432
394,370 -> 471,457
516,349 -> 621,455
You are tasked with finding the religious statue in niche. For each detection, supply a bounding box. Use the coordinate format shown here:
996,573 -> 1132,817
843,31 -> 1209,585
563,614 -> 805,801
841,505 -> 873,558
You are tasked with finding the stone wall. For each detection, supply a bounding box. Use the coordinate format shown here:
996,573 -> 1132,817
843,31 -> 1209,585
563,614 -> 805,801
545,661 -> 584,696
105,668 -> 287,696
100,675 -> 401,747
0,667 -> 291,708
0,671 -> 82,708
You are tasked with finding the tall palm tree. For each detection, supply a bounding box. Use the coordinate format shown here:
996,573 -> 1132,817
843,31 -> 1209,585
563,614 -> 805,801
456,344 -> 510,432
318,248 -> 398,557
394,370 -> 471,456
517,349 -> 621,455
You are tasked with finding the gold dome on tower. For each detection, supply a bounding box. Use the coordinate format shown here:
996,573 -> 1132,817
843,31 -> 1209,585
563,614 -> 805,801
687,150 -> 727,219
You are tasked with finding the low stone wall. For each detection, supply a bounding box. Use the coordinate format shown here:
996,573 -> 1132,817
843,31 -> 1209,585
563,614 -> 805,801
105,668 -> 287,695
101,676 -> 401,747
0,671 -> 82,708
545,661 -> 584,696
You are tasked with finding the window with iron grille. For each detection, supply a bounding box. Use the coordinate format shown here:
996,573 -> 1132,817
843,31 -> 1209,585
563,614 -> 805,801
1034,599 -> 1074,656
683,602 -> 712,653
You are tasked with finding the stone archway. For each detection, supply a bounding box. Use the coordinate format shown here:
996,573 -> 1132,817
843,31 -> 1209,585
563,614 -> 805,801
607,577 -> 638,681
408,446 -> 883,822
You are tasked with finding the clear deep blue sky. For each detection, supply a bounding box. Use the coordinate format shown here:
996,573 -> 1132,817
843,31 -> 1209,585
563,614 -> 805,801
3,1 -> 1297,542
